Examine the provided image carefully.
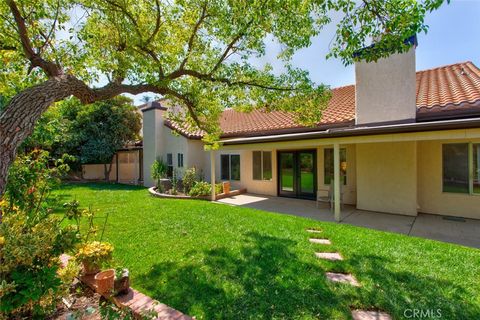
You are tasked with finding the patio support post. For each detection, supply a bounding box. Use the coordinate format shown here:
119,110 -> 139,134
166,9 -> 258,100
210,150 -> 216,201
333,143 -> 341,222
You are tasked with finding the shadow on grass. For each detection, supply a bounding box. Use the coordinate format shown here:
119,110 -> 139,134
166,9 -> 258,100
344,253 -> 480,319
137,232 -> 350,319
59,182 -> 146,192
136,232 -> 479,319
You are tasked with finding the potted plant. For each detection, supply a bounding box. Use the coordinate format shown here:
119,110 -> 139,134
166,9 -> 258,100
75,241 -> 114,275
114,267 -> 130,296
95,268 -> 115,295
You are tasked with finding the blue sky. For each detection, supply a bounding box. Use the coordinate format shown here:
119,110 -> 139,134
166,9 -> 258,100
133,1 -> 480,104
263,0 -> 480,89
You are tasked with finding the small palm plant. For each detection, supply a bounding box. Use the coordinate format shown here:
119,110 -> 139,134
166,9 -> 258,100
151,158 -> 167,192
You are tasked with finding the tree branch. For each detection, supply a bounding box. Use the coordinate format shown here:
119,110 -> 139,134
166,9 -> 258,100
178,1 -> 208,71
161,87 -> 205,130
145,0 -> 162,44
6,0 -> 63,77
38,0 -> 61,54
168,69 -> 296,91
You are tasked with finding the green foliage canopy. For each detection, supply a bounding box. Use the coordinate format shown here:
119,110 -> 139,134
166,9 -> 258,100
0,0 -> 446,142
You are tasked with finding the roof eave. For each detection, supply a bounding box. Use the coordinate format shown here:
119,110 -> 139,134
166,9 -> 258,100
220,117 -> 480,145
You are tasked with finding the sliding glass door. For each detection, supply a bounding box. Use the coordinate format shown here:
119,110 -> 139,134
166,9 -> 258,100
278,150 -> 316,199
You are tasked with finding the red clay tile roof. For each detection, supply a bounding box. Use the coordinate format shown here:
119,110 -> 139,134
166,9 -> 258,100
163,61 -> 480,139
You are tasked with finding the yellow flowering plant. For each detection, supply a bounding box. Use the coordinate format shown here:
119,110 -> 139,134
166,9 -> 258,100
75,241 -> 114,267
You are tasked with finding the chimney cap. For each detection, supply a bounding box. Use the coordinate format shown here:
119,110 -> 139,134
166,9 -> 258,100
353,35 -> 417,60
140,100 -> 168,113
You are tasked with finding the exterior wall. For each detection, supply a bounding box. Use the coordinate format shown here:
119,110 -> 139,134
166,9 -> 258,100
203,149 -> 278,196
82,157 -> 117,181
356,141 -> 418,215
187,139 -> 207,176
418,139 -> 480,219
317,144 -> 357,205
117,150 -> 141,184
355,48 -> 416,125
163,127 -> 189,177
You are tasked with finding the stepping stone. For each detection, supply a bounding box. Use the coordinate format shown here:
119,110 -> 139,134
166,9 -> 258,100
309,238 -> 331,245
315,252 -> 343,261
326,272 -> 360,286
306,229 -> 322,233
351,310 -> 392,320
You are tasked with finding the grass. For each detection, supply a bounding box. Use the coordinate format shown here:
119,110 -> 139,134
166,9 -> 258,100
54,183 -> 480,319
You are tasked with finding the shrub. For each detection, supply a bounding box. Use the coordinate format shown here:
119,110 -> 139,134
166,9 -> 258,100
0,150 -> 97,318
182,167 -> 199,194
188,181 -> 210,197
188,182 -> 223,197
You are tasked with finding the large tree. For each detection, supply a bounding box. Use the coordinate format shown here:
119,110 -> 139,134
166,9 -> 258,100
0,0 -> 445,198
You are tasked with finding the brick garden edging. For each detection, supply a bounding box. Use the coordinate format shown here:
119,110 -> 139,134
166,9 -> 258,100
60,254 -> 193,320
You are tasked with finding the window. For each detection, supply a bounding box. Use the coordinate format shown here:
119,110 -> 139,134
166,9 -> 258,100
443,143 -> 480,194
177,153 -> 184,168
221,154 -> 240,181
166,153 -> 173,178
324,148 -> 347,185
253,151 -> 272,180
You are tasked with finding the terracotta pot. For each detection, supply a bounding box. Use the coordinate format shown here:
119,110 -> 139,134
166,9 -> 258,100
222,181 -> 230,194
95,269 -> 115,295
82,261 -> 100,275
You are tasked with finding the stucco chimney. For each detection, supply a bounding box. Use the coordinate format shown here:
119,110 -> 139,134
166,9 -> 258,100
355,38 -> 417,125
141,101 -> 167,187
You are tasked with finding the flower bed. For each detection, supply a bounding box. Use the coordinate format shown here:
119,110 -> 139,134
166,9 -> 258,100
148,186 -> 246,200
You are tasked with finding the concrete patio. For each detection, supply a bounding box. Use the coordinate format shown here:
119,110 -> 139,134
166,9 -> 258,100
217,194 -> 480,249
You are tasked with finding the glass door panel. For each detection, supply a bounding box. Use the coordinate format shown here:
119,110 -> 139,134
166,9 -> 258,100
280,152 -> 295,193
299,152 -> 315,195
278,150 -> 316,199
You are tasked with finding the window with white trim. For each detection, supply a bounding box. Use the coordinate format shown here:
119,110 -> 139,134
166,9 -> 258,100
221,154 -> 240,181
442,143 -> 480,194
252,151 -> 272,180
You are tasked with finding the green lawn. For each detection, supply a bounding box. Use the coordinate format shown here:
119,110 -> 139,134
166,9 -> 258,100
54,183 -> 480,319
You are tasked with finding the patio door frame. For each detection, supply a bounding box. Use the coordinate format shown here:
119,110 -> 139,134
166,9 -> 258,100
277,149 -> 317,200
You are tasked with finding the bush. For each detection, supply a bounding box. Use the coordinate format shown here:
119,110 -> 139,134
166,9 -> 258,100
188,181 -> 223,197
0,150 -> 97,318
182,167 -> 199,194
188,181 -> 211,197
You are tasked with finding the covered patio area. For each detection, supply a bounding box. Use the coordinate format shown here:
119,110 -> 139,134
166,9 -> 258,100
217,193 -> 480,248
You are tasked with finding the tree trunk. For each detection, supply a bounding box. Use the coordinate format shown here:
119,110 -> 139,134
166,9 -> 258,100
104,163 -> 114,182
0,77 -> 74,201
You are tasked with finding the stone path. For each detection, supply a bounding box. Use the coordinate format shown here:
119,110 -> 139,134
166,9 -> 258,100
314,252 -> 343,261
325,272 -> 360,286
309,238 -> 331,245
351,310 -> 392,320
306,228 -> 392,319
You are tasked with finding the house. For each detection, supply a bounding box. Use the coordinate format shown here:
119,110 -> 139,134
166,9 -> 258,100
141,44 -> 480,221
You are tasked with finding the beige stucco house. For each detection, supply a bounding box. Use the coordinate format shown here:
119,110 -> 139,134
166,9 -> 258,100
141,46 -> 480,221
